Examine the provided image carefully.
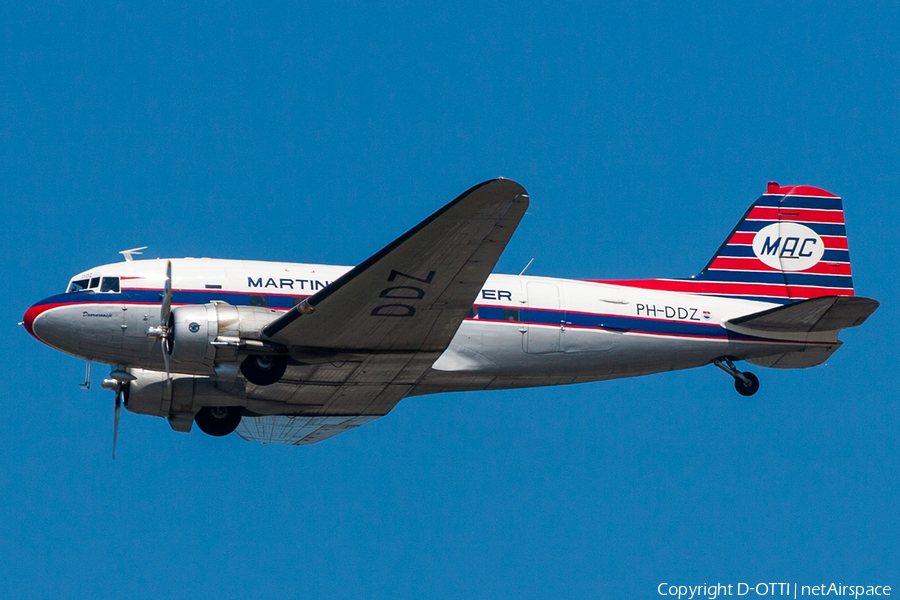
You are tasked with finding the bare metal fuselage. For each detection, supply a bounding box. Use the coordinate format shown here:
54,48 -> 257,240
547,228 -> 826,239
26,257 -> 832,406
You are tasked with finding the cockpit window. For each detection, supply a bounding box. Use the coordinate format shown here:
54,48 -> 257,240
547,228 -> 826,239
67,276 -> 121,293
68,279 -> 90,293
100,277 -> 120,293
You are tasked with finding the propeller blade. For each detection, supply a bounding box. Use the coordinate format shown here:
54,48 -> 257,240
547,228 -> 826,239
112,389 -> 121,460
161,260 -> 173,324
162,345 -> 172,390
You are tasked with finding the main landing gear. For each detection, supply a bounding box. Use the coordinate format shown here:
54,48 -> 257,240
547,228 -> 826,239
240,354 -> 287,386
195,406 -> 243,436
714,358 -> 760,397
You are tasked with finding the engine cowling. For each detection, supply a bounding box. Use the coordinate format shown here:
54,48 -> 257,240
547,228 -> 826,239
166,302 -> 282,368
124,368 -> 244,418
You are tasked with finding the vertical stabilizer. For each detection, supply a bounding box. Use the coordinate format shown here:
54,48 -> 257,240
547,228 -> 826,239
691,182 -> 854,303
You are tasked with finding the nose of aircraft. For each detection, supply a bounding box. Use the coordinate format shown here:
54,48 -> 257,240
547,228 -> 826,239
23,298 -> 55,342
22,303 -> 41,341
23,296 -> 76,350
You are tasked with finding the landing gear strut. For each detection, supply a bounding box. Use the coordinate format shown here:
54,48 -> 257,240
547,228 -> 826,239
714,358 -> 760,397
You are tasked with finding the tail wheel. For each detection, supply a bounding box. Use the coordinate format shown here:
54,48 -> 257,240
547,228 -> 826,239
734,371 -> 760,397
195,406 -> 242,437
240,355 -> 287,386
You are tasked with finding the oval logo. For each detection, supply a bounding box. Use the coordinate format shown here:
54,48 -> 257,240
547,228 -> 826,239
188,322 -> 201,333
752,223 -> 824,271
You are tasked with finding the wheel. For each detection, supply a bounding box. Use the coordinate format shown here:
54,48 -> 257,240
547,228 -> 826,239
240,354 -> 287,386
195,406 -> 242,437
734,371 -> 760,396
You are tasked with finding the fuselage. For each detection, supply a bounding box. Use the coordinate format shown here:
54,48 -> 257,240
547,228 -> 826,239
24,257 -> 830,394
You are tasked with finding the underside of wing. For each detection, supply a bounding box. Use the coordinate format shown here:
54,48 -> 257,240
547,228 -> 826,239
263,178 -> 529,352
236,415 -> 380,445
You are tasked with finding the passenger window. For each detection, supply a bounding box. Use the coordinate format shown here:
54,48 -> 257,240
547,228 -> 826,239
249,295 -> 268,307
89,277 -> 100,289
466,307 -> 480,319
68,279 -> 90,293
100,277 -> 120,293
502,308 -> 520,322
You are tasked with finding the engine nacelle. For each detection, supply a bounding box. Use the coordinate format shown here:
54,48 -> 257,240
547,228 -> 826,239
168,304 -> 217,366
166,302 -> 282,368
124,368 -> 244,418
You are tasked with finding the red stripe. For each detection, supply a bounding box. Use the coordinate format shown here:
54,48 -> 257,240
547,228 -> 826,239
123,286 -> 315,299
22,302 -> 70,338
746,207 -> 845,224
728,232 -> 757,245
727,231 -> 848,250
820,235 -> 849,250
788,287 -> 855,299
591,279 -> 855,299
765,185 -> 839,198
708,257 -> 852,276
593,279 -> 788,297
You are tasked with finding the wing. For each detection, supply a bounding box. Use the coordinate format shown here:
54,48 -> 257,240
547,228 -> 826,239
230,179 -> 529,444
262,178 -> 529,351
236,415 -> 379,445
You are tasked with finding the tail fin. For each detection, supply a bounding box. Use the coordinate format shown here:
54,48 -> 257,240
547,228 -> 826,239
692,182 -> 854,303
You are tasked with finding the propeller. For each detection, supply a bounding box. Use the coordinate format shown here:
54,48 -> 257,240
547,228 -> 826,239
146,261 -> 173,385
113,387 -> 121,460
103,369 -> 136,460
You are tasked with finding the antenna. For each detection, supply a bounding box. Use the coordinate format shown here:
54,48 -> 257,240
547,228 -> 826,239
120,246 -> 148,262
519,258 -> 535,276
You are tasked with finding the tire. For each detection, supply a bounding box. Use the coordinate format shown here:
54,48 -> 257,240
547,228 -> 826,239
195,406 -> 242,437
240,354 -> 287,386
734,371 -> 760,397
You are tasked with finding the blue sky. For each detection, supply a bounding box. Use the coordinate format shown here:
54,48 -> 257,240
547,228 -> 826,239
2,2 -> 898,598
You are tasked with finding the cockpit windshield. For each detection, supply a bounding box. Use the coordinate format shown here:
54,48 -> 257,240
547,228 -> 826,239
67,279 -> 89,293
100,277 -> 120,292
67,276 -> 120,294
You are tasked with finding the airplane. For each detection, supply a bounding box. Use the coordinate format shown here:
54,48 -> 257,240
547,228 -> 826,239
22,179 -> 879,453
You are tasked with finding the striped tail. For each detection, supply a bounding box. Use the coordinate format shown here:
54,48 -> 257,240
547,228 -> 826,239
692,182 -> 853,303
593,183 -> 856,304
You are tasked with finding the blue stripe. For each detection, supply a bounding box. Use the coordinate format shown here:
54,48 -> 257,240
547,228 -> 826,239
34,289 -> 310,310
706,294 -> 792,304
784,273 -> 853,288
473,306 -> 791,342
778,197 -> 844,210
696,270 -> 853,287
717,245 -> 850,262
753,197 -> 781,207
35,291 -> 805,345
753,196 -> 843,210
737,220 -> 847,236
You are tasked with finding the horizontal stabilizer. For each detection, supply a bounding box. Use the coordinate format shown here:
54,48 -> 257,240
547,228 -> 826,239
728,295 -> 879,334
